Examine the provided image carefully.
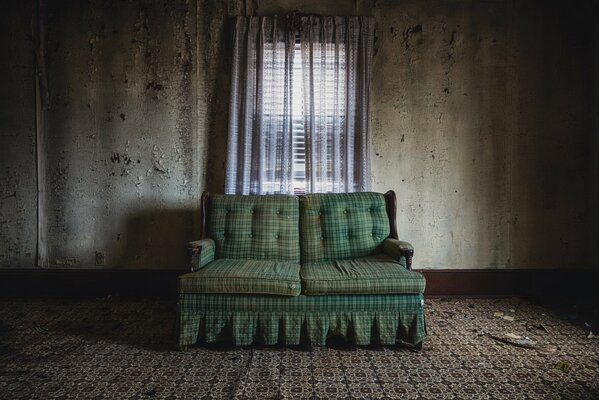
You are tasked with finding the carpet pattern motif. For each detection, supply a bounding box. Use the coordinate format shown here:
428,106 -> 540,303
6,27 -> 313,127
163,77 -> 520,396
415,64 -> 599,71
0,298 -> 597,399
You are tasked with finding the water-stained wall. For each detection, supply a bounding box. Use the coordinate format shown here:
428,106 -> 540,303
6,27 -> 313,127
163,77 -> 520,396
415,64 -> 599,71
0,2 -> 37,268
1,0 -> 597,270
43,1 -> 197,269
0,0 -> 242,269
369,0 -> 599,269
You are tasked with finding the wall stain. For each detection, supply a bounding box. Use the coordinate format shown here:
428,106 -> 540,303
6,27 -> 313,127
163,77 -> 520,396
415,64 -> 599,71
402,24 -> 422,51
2,0 -> 596,270
55,257 -> 77,266
110,153 -> 132,165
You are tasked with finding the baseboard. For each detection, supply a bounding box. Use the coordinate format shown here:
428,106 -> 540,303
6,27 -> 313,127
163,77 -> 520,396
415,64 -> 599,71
417,269 -> 599,301
0,269 -> 181,298
0,268 -> 597,300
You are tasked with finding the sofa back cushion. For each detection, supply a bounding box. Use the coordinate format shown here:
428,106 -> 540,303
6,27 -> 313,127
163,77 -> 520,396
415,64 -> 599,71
207,194 -> 300,262
299,192 -> 390,263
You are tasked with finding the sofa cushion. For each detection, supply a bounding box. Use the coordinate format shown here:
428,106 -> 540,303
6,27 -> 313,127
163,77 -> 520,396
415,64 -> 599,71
178,259 -> 301,296
300,254 -> 425,295
207,194 -> 300,262
299,192 -> 390,263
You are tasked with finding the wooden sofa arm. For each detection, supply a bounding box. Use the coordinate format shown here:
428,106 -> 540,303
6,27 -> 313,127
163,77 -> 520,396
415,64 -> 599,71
187,239 -> 215,271
383,239 -> 414,270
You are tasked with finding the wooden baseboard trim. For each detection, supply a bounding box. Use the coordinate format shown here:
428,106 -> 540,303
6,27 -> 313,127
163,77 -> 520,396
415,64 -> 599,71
0,268 -> 597,300
0,269 -> 181,298
418,269 -> 598,300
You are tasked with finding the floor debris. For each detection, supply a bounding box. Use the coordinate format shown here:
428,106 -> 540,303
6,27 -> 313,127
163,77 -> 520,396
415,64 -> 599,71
528,323 -> 550,333
493,312 -> 515,321
487,333 -> 557,353
555,361 -> 572,372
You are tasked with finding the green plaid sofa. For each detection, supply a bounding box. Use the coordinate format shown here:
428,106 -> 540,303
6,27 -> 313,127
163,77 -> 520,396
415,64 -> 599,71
177,191 -> 426,348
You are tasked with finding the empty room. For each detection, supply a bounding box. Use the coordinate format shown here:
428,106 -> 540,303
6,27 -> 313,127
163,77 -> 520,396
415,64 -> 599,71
1,0 -> 598,399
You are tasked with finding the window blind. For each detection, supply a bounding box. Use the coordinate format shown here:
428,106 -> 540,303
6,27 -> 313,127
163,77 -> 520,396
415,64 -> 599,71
263,39 -> 346,194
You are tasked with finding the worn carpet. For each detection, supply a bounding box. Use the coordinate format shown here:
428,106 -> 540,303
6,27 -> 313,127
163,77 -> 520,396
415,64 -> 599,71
0,297 -> 597,399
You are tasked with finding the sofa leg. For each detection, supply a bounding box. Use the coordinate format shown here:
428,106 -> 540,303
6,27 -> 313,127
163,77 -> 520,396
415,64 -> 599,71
411,342 -> 423,352
394,340 -> 423,352
293,343 -> 313,352
179,345 -> 189,351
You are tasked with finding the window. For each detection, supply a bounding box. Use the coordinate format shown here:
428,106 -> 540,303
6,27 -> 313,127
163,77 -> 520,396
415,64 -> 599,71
263,38 -> 346,195
226,16 -> 373,195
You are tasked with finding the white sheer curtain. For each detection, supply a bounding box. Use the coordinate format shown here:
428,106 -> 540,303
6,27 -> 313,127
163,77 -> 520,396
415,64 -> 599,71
301,16 -> 374,193
225,15 -> 374,195
226,16 -> 295,195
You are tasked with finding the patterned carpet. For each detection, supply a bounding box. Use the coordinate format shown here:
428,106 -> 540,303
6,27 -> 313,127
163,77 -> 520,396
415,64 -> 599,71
0,297 -> 597,399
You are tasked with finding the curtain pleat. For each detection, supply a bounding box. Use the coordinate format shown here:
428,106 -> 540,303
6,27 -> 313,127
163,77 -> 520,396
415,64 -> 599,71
226,16 -> 295,195
300,16 -> 373,193
226,15 -> 374,195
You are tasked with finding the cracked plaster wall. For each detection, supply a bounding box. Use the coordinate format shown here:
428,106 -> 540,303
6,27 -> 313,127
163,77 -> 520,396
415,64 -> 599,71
0,2 -> 37,268
369,0 -> 598,268
0,0 -> 597,269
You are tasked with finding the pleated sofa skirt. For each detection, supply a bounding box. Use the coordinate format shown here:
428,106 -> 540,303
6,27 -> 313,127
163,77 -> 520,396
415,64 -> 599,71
177,293 -> 426,347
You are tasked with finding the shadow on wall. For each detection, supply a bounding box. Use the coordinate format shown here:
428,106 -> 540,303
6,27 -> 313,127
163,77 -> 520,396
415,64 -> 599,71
116,208 -> 199,270
203,17 -> 236,194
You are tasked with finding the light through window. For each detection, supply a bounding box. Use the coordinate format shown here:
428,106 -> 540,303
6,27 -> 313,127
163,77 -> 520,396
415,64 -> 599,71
263,38 -> 346,194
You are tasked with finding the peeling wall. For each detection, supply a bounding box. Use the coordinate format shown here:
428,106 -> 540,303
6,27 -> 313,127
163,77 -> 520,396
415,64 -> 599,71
0,2 -> 37,268
370,0 -> 598,268
0,0 -> 597,270
40,0 -> 228,269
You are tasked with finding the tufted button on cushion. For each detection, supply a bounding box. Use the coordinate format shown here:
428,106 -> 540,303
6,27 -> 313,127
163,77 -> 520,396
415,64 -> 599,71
300,193 -> 390,262
275,234 -> 279,239
208,194 -> 300,262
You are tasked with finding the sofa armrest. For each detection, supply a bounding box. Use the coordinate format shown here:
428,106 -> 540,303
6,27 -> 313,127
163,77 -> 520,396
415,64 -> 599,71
187,239 -> 215,272
383,238 -> 414,270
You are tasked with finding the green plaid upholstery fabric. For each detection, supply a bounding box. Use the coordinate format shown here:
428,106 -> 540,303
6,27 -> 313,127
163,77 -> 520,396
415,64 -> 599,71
178,259 -> 301,296
178,191 -> 424,348
382,238 -> 414,262
207,194 -> 300,262
177,293 -> 426,347
300,254 -> 425,295
299,192 -> 390,263
187,239 -> 215,271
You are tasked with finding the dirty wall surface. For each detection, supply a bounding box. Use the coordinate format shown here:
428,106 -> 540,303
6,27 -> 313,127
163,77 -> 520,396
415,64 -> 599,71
41,1 -> 199,268
0,0 -> 597,269
369,0 -> 597,268
0,3 -> 37,268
